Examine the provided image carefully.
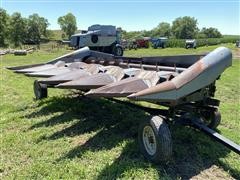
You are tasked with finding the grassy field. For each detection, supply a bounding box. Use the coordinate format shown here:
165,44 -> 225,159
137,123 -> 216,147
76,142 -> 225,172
1,44 -> 239,179
124,43 -> 239,57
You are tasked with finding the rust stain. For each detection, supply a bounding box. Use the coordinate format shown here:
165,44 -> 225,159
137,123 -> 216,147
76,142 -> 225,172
86,77 -> 151,97
128,81 -> 176,99
172,60 -> 205,89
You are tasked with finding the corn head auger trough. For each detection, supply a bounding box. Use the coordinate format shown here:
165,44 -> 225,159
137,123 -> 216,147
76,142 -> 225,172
7,46 -> 240,163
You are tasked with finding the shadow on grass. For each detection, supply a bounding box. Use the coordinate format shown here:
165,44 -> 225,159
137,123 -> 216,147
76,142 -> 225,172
27,95 -> 239,179
27,95 -> 145,140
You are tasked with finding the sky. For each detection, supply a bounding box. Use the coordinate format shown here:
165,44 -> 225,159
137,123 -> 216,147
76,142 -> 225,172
1,0 -> 240,35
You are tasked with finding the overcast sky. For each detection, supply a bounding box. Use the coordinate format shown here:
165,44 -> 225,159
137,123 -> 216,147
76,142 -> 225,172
2,0 -> 240,35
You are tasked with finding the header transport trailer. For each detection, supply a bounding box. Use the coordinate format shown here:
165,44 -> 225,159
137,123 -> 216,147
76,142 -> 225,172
8,46 -> 240,163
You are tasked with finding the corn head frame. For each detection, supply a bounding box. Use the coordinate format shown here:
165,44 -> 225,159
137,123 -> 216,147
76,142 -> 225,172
7,47 -> 240,163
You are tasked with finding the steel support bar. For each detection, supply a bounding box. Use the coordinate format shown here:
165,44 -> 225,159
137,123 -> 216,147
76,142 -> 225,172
192,120 -> 240,155
106,98 -> 169,116
118,62 -> 186,72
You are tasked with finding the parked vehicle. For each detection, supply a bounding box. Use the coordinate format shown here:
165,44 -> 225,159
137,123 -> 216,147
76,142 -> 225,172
185,39 -> 197,49
151,37 -> 168,49
128,40 -> 138,50
70,24 -> 123,56
236,40 -> 240,48
136,37 -> 151,48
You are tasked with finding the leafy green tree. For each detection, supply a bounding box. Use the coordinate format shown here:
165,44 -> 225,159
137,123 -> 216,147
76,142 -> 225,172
152,22 -> 171,37
0,8 -> 10,46
196,32 -> 207,39
200,27 -> 222,38
58,13 -> 77,39
45,29 -> 54,40
26,13 -> 49,44
172,16 -> 198,39
9,12 -> 27,47
122,30 -> 138,39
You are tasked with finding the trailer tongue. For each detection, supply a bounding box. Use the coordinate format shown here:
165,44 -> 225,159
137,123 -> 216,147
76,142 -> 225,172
7,46 -> 239,163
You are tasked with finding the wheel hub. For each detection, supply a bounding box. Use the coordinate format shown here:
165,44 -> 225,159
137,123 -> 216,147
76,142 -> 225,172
142,126 -> 157,156
116,48 -> 122,56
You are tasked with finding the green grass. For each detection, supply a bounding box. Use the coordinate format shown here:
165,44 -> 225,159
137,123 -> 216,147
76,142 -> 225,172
125,43 -> 238,57
1,44 -> 239,179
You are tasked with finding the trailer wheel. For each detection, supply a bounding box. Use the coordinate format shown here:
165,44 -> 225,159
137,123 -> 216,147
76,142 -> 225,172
34,80 -> 47,100
201,110 -> 221,129
113,46 -> 123,56
138,116 -> 172,163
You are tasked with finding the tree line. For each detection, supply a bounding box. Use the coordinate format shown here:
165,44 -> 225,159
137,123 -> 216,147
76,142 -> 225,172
121,16 -> 222,40
0,8 -> 77,47
0,8 -> 223,47
0,9 -> 50,47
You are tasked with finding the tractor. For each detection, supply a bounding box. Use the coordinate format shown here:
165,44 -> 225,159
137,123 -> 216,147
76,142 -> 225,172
151,37 -> 168,49
136,37 -> 151,48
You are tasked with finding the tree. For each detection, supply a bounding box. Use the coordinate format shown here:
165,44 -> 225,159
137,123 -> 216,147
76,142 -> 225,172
26,13 -> 49,44
200,27 -> 222,38
172,16 -> 198,39
196,32 -> 207,39
152,22 -> 171,37
9,12 -> 27,47
58,13 -> 77,39
0,8 -> 9,46
122,30 -> 141,40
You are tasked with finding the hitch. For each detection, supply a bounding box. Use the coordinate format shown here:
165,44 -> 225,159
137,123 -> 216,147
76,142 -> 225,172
191,119 -> 240,155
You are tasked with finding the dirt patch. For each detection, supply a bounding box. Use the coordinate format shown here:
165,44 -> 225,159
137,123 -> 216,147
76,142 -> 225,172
191,165 -> 234,180
233,49 -> 240,59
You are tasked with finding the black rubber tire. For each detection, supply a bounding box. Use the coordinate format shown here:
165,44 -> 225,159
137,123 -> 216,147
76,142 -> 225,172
201,109 -> 221,129
113,46 -> 123,56
138,116 -> 172,163
208,110 -> 221,129
34,80 -> 47,100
